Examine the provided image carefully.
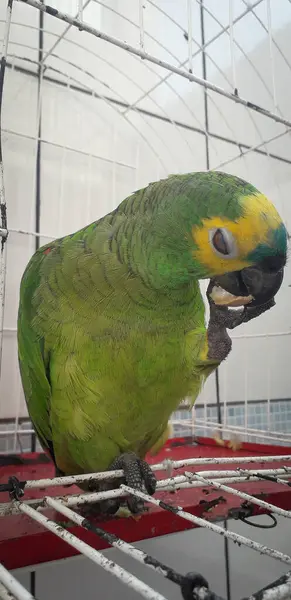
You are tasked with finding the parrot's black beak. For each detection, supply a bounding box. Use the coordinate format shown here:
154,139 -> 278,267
213,255 -> 286,307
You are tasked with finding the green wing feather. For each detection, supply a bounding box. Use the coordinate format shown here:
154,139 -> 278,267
17,177 -> 223,475
17,244 -> 53,453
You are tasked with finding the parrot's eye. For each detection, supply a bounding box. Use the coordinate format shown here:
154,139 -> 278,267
209,228 -> 237,258
212,229 -> 229,255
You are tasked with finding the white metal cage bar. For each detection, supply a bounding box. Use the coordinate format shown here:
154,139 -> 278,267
0,0 -> 11,379
0,563 -> 35,600
1,459 -> 291,515
3,471 -> 291,517
19,502 -> 169,600
237,467 -> 291,487
1,455 -> 291,600
1,0 -> 291,598
194,418 -> 291,440
41,0 -> 92,63
14,0 -> 291,130
248,571 -> 291,600
122,0 -> 264,117
120,484 -> 291,565
171,418 -> 291,445
4,454 -> 291,489
186,472 -> 291,519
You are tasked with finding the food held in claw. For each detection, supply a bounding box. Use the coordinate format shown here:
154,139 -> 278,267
210,284 -> 253,307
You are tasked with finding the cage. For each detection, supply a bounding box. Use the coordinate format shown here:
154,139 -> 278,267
0,1 -> 291,599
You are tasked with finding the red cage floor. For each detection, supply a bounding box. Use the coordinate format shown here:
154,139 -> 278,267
1,436 -> 291,570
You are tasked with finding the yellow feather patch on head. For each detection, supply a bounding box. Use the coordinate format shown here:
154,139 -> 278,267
192,192 -> 283,276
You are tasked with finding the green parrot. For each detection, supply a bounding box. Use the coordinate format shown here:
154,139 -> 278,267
17,171 -> 287,514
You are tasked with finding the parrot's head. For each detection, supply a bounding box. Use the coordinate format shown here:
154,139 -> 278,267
186,171 -> 287,308
148,171 -> 287,306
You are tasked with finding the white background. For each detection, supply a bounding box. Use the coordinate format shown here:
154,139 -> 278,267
1,0 -> 291,597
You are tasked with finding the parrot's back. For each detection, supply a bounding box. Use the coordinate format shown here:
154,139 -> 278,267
18,187 -> 212,476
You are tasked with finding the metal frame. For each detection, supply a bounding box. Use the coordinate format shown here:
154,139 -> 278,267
12,0 -> 291,130
1,438 -> 291,599
0,563 -> 34,600
1,0 -> 290,447
1,437 -> 291,562
0,0 -> 12,382
1,1 -> 291,599
2,565 -> 291,600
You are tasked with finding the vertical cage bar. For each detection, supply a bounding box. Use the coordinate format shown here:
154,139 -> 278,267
223,362 -> 228,432
187,0 -> 193,73
12,385 -> 21,452
139,0 -> 145,51
0,0 -> 13,387
200,4 -> 230,599
0,563 -> 35,600
78,0 -> 83,21
244,338 -> 248,439
229,0 -> 237,92
134,140 -> 140,189
266,336 -> 271,432
85,152 -> 92,223
57,110 -> 67,238
35,5 -> 44,256
266,0 -> 277,111
203,396 -> 207,437
191,402 -> 196,437
41,0 -> 92,63
200,0 -> 222,422
112,128 -> 117,210
29,0 -> 44,529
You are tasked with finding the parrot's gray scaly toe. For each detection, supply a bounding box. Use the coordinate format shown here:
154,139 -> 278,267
139,458 -> 157,495
109,452 -> 157,514
206,280 -> 276,364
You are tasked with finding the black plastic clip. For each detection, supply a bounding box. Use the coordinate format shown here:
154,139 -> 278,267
7,476 -> 25,501
228,500 -> 253,521
228,501 -> 277,529
181,572 -> 225,600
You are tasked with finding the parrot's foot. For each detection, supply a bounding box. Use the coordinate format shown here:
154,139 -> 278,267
206,281 -> 275,362
75,502 -> 107,520
76,501 -> 144,521
207,280 -> 275,330
106,452 -> 157,515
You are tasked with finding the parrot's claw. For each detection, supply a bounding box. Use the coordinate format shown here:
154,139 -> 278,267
228,296 -> 276,329
108,452 -> 157,515
207,280 -> 276,330
206,281 -> 276,363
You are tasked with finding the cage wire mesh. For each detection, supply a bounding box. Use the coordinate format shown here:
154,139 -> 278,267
2,454 -> 291,599
0,0 -> 291,453
1,0 -> 291,599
